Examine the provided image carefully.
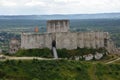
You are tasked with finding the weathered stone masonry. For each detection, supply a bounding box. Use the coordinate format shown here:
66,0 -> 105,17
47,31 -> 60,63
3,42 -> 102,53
21,20 -> 112,52
47,20 -> 70,33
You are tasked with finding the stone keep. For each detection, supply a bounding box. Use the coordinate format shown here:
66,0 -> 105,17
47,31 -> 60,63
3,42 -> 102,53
21,20 -> 111,50
47,20 -> 70,33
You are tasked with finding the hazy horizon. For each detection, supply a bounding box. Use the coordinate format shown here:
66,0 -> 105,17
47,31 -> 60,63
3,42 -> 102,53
0,0 -> 120,15
0,12 -> 120,16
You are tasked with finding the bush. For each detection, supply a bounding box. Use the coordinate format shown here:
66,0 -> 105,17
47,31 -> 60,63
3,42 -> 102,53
15,48 -> 53,58
13,47 -> 108,59
57,47 -> 107,59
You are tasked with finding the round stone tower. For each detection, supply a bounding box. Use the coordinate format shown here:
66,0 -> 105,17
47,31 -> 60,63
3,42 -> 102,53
9,38 -> 20,54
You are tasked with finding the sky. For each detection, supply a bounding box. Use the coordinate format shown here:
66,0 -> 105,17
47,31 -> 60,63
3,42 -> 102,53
0,0 -> 120,15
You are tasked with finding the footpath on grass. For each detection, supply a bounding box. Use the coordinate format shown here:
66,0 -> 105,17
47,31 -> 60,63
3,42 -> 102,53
106,57 -> 120,64
0,56 -> 58,61
1,55 -> 120,64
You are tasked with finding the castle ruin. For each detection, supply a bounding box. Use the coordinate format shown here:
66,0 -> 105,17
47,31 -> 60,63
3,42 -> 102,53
21,20 -> 113,53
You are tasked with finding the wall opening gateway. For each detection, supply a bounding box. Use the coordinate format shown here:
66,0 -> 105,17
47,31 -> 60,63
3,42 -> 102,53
52,40 -> 58,59
52,40 -> 56,47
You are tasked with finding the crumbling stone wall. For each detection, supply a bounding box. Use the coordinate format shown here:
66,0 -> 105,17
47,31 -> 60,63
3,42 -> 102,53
21,32 -> 110,50
9,39 -> 20,54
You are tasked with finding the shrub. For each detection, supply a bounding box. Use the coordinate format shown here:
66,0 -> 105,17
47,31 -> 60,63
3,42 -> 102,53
15,48 -> 52,58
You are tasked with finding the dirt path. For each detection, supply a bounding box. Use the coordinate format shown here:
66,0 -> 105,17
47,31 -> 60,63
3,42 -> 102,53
88,64 -> 98,80
106,57 -> 120,64
1,55 -> 120,64
3,56 -> 57,60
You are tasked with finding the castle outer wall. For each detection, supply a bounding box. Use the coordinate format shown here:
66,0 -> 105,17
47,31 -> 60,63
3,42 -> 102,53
21,32 -> 109,50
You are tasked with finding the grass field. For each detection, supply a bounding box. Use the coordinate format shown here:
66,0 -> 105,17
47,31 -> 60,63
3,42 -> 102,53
0,59 -> 119,80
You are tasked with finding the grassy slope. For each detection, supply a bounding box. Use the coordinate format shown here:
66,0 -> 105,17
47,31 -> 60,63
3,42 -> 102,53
0,60 -> 120,80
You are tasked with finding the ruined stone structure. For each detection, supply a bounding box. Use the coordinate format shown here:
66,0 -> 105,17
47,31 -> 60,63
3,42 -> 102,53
9,38 -> 20,54
21,20 -> 112,51
21,32 -> 110,49
47,20 -> 70,33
